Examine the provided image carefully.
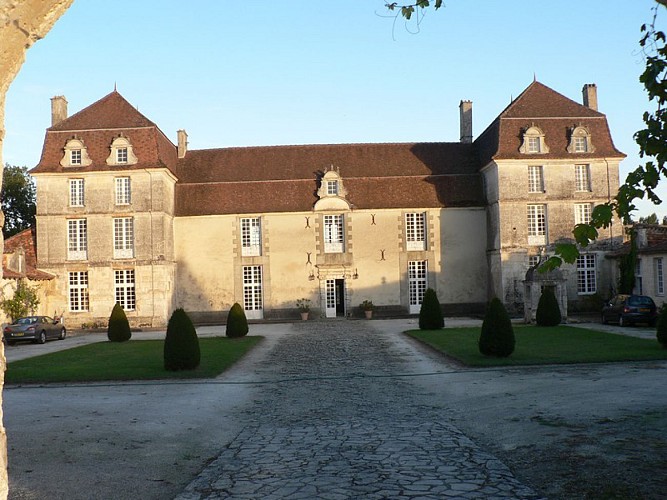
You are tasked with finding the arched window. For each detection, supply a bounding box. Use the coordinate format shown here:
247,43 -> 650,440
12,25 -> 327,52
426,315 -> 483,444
519,125 -> 549,154
60,137 -> 92,167
567,126 -> 594,153
106,135 -> 138,166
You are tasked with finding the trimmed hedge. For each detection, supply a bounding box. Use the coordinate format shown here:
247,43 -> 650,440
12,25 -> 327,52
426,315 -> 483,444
479,297 -> 515,357
226,302 -> 249,338
164,308 -> 200,371
419,288 -> 444,330
536,287 -> 562,326
657,305 -> 667,348
107,303 -> 131,342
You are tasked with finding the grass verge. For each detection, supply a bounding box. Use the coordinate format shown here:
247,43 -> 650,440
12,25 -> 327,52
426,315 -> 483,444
6,336 -> 263,383
407,326 -> 667,367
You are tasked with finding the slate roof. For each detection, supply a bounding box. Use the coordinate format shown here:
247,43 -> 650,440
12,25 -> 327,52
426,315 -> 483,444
3,228 -> 54,280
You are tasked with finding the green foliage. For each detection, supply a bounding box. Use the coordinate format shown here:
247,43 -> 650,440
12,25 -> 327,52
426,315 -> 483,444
657,304 -> 667,347
639,212 -> 660,224
419,288 -> 444,330
226,302 -> 249,338
619,231 -> 638,294
535,287 -> 562,326
387,0 -> 443,20
107,303 -> 131,342
1,164 -> 36,238
479,298 -> 515,358
164,308 -> 200,371
296,298 -> 311,312
0,279 -> 39,323
359,300 -> 374,311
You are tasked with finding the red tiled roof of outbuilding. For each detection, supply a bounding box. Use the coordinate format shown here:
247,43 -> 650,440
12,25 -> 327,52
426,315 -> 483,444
3,228 -> 54,281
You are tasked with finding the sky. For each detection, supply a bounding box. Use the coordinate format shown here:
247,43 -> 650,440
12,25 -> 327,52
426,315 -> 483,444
3,0 -> 664,218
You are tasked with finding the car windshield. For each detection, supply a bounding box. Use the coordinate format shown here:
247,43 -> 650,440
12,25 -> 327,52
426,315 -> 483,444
16,317 -> 36,325
628,296 -> 654,306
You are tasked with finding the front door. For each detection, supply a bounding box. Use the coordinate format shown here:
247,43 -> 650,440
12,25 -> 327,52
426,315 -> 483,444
325,279 -> 346,318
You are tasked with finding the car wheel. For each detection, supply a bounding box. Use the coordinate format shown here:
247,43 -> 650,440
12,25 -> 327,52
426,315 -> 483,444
36,331 -> 46,344
58,328 -> 66,340
602,313 -> 609,325
619,316 -> 629,327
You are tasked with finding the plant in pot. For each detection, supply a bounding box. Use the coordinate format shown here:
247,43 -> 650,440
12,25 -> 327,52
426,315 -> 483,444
360,300 -> 374,319
296,298 -> 311,320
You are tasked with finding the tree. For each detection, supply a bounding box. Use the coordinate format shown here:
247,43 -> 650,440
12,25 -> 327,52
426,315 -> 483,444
639,212 -> 659,224
618,230 -> 638,294
107,303 -> 131,342
226,302 -> 249,338
418,287 -> 444,330
0,279 -> 39,322
164,308 -> 200,371
478,297 -> 515,358
1,164 -> 36,238
535,287 -> 562,327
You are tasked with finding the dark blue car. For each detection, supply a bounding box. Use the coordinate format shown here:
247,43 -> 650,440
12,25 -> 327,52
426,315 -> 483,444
601,295 -> 658,327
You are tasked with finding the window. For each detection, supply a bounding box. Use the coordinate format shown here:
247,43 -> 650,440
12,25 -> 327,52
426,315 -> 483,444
115,177 -> 131,205
324,214 -> 344,253
656,258 -> 664,296
528,166 -> 544,193
326,180 -> 339,196
568,126 -> 594,154
575,203 -> 592,225
113,218 -> 134,259
635,258 -> 643,295
520,126 -> 549,154
114,270 -> 136,310
70,149 -> 82,165
527,204 -> 546,245
68,271 -> 89,311
243,265 -> 263,314
528,255 -> 541,268
406,212 -> 426,251
576,254 -> 596,294
67,219 -> 87,260
408,260 -> 428,314
575,164 -> 591,192
241,218 -> 261,257
116,147 -> 128,164
69,179 -> 84,207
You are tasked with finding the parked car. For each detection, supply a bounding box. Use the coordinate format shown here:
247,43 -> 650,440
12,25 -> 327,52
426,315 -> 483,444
3,316 -> 66,345
601,295 -> 658,327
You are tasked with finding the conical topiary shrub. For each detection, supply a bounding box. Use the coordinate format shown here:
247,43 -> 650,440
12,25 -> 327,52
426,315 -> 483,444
656,304 -> 667,348
226,302 -> 249,338
419,288 -> 444,330
479,297 -> 515,357
535,287 -> 562,326
107,303 -> 131,342
164,308 -> 200,371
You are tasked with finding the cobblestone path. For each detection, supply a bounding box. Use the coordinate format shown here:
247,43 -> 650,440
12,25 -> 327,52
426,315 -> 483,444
176,321 -> 541,499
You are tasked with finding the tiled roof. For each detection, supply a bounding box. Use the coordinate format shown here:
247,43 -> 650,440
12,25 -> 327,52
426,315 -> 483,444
2,228 -> 54,280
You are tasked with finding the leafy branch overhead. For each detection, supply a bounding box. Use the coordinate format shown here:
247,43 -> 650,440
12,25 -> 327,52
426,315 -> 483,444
386,1 -> 442,20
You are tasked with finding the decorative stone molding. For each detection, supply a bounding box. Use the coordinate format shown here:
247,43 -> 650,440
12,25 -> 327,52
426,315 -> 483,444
60,137 -> 92,167
106,135 -> 138,166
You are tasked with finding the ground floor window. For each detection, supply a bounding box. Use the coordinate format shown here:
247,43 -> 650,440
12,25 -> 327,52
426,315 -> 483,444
243,266 -> 263,315
68,271 -> 89,311
408,260 -> 427,314
114,269 -> 136,310
655,258 -> 664,296
576,254 -> 596,294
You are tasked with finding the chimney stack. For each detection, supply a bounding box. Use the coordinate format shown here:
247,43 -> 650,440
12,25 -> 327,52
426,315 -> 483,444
459,100 -> 473,144
177,129 -> 188,158
50,95 -> 68,126
582,83 -> 598,111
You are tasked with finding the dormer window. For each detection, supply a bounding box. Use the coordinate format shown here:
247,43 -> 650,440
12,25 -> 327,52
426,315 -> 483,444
567,126 -> 594,153
60,137 -> 92,167
326,180 -> 339,196
314,167 -> 351,212
520,126 -> 549,155
106,136 -> 138,166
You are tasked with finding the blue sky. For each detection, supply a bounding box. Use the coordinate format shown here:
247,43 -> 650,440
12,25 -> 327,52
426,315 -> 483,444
4,0 -> 664,217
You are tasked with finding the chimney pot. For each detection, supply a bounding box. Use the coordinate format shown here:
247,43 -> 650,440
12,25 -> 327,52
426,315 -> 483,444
582,83 -> 598,111
50,95 -> 68,126
459,100 -> 473,144
177,129 -> 188,158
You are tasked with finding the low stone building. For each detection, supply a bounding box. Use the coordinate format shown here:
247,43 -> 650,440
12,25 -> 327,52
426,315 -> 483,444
28,81 -> 625,326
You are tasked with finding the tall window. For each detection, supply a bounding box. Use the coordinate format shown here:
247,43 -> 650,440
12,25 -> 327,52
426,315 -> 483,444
241,218 -> 261,256
69,179 -> 84,207
635,258 -> 643,294
575,203 -> 592,225
115,177 -> 131,205
67,219 -> 87,260
408,260 -> 428,314
527,204 -> 546,245
405,212 -> 426,251
116,147 -> 128,164
575,164 -> 591,192
68,271 -> 89,311
70,149 -> 82,165
324,214 -> 344,253
114,270 -> 136,310
656,258 -> 664,296
113,218 -> 134,259
528,166 -> 544,193
243,265 -> 263,312
576,254 -> 596,294
527,136 -> 541,153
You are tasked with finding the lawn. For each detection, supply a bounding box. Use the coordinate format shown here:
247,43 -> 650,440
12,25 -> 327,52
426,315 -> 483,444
407,326 -> 667,367
5,336 -> 263,384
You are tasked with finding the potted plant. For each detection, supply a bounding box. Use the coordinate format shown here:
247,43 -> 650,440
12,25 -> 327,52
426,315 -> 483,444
360,300 -> 374,319
296,298 -> 311,320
